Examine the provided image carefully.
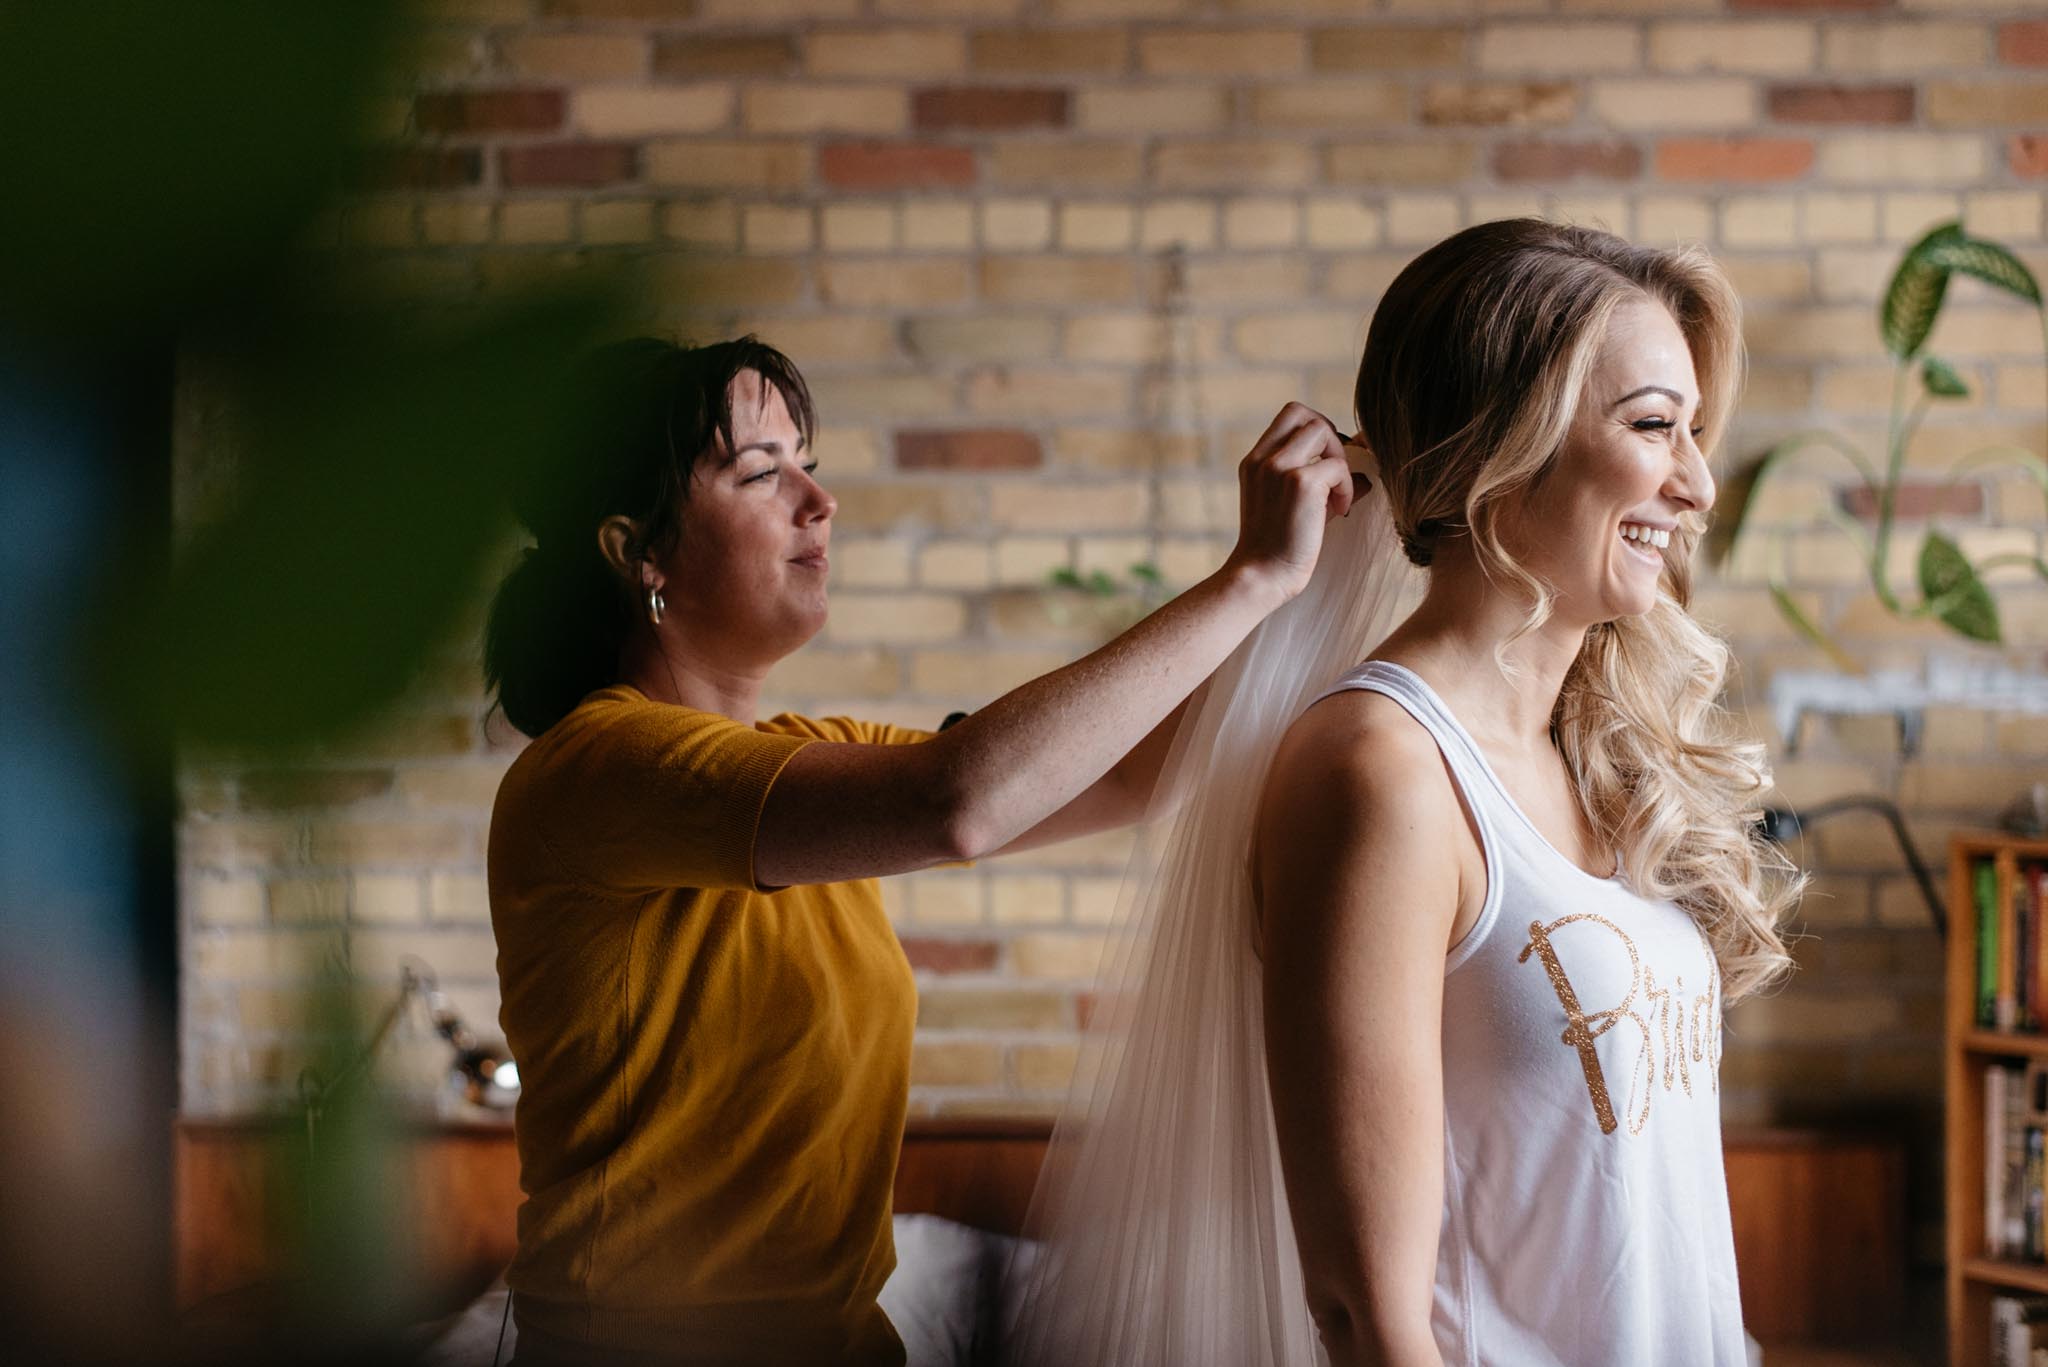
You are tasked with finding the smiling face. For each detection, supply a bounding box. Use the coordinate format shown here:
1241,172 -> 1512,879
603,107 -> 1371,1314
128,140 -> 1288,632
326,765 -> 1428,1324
650,368 -> 835,668
1505,295 -> 1717,627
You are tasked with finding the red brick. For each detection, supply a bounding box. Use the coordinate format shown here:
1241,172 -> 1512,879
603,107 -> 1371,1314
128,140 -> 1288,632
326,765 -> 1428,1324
913,87 -> 1070,131
901,937 -> 1000,974
1074,990 -> 1097,1030
2013,135 -> 2048,177
1492,139 -> 1641,183
414,88 -> 565,136
896,429 -> 1043,472
498,141 -> 636,188
2002,22 -> 2048,67
1767,84 -> 1913,125
366,147 -> 482,189
1654,137 -> 1813,182
1838,482 -> 1985,521
820,141 -> 975,190
654,34 -> 796,79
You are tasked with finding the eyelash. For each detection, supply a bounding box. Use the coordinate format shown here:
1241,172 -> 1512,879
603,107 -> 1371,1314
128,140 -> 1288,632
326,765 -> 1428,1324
1633,418 -> 1706,440
745,461 -> 820,484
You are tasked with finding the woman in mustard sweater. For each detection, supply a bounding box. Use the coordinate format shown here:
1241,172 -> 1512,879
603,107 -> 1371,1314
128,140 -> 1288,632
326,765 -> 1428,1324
482,336 -> 1356,1366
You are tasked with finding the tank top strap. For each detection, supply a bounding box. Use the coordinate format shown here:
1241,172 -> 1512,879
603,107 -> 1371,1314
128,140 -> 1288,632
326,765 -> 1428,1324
1307,659 -> 1511,970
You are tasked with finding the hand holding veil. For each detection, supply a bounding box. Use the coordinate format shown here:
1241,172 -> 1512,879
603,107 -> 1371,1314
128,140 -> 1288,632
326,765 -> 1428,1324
1006,443 -> 1417,1367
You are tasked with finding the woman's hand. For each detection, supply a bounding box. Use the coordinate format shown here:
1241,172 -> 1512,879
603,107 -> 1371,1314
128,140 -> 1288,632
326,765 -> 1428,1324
1222,402 -> 1363,604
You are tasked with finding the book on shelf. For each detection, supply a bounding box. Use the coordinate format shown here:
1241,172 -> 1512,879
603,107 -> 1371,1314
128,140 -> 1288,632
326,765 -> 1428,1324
1976,858 -> 2048,1033
1986,1062 -> 2048,1261
1993,1292 -> 2048,1367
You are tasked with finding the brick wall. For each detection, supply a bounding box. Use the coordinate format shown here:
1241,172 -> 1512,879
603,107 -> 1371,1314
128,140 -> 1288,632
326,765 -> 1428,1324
179,0 -> 2048,1223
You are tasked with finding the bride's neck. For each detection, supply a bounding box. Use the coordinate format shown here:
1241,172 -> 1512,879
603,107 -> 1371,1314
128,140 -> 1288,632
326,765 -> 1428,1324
1370,556 -> 1588,751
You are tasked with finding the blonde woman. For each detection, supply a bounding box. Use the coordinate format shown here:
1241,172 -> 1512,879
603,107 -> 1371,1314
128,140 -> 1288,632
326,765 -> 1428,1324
1011,220 -> 1800,1367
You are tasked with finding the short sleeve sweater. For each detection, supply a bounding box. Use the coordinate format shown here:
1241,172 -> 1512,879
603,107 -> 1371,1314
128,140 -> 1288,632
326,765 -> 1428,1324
487,685 -> 927,1365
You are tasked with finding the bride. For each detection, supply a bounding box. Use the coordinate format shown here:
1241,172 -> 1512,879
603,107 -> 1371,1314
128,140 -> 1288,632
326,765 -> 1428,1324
1007,219 -> 1802,1367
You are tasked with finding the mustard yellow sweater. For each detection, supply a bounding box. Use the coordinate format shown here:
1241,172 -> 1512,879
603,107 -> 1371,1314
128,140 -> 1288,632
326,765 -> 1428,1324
488,686 -> 925,1365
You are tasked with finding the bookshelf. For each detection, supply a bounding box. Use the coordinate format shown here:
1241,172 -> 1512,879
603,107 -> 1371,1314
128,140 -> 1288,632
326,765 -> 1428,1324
1946,831 -> 2048,1367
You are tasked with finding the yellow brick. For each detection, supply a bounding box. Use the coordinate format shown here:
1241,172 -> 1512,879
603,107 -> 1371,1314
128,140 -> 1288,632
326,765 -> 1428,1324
660,199 -> 737,249
1786,529 -> 1872,586
1820,135 -> 1987,187
1476,21 -> 1638,73
1223,196 -> 1300,249
831,539 -> 913,589
1248,82 -> 1405,129
1788,874 -> 1872,929
1010,932 -> 1110,980
1068,875 -> 1124,926
990,482 -> 1150,533
1592,78 -> 1753,130
420,201 -> 493,247
913,647 -> 1065,700
581,200 -> 654,245
1741,368 -> 1813,416
1801,192 -> 1878,245
825,593 -> 969,644
831,483 -> 982,534
1386,194 -> 1460,246
1074,537 -> 1153,580
1549,195 -> 1632,236
1139,199 -> 1217,250
498,33 -> 646,80
1304,197 -> 1382,250
1814,247 -> 1893,303
1822,22 -> 1988,76
1997,364 -> 2047,412
192,929 -> 341,982
981,255 -> 1134,305
971,28 -> 1129,74
821,204 -> 896,252
1929,82 -> 2048,128
1721,196 -> 1799,249
742,83 -> 906,135
1059,203 -> 1135,252
804,372 -> 954,420
767,646 -> 901,698
1724,258 -> 1813,305
696,0 -> 859,15
1062,314 -> 1222,366
1327,141 -> 1477,186
1155,139 -> 1318,191
1882,192 -> 1962,243
877,0 -> 1023,14
1818,363 -> 1921,415
353,873 -> 424,924
427,872 -> 489,923
968,369 -> 1132,420
905,314 -> 1056,364
643,139 -> 808,190
1234,310 -> 1363,365
1178,254 -> 1310,304
1012,1043 -> 1079,1093
910,876 -> 984,926
901,201 -> 974,251
1996,716 -> 2048,758
911,1041 -> 1001,1087
187,876 -> 266,926
1139,29 -> 1305,76
1744,306 -> 1885,362
1925,308 -> 2048,361
1966,192 -> 2044,242
1077,87 -> 1229,134
979,199 -> 1052,252
573,86 -> 732,137
983,544 -> 1074,598
821,258 -> 968,309
1326,251 -> 1410,301
807,27 -> 966,78
1637,195 -> 1713,244
1648,20 -> 1816,75
740,204 -> 812,254
1558,0 -> 1715,11
1468,192 -> 1550,225
990,142 -> 1143,189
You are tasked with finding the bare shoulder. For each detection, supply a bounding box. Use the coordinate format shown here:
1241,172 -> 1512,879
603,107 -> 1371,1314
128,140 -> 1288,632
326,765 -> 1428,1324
1263,688 -> 1459,829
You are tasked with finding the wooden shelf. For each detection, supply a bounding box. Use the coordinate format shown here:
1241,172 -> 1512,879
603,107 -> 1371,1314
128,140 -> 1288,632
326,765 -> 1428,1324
1962,1257 -> 2048,1297
1961,1029 -> 2048,1061
1946,834 -> 2048,1367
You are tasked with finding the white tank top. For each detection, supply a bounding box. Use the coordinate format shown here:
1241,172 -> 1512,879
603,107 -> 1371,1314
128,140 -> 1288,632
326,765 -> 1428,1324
1314,662 -> 1747,1367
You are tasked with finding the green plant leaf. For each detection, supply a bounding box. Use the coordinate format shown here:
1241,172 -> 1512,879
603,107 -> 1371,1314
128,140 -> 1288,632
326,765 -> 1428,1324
1920,355 -> 1970,399
1924,235 -> 2043,307
1917,532 -> 2003,644
1707,431 -> 1879,567
1880,222 -> 1964,362
1048,567 -> 1084,590
1128,561 -> 1163,584
1085,570 -> 1117,596
1767,582 -> 1858,672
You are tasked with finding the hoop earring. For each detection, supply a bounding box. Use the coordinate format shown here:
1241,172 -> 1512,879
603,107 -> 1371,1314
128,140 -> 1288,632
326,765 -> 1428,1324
647,587 -> 665,626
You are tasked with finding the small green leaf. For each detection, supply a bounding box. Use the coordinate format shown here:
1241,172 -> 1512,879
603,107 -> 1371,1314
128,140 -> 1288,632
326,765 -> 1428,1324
1127,561 -> 1163,584
1085,570 -> 1117,596
1880,222 -> 1964,361
1767,582 -> 1858,672
1924,235 -> 2043,307
1920,355 -> 1970,399
1917,532 -> 2003,644
1048,567 -> 1084,590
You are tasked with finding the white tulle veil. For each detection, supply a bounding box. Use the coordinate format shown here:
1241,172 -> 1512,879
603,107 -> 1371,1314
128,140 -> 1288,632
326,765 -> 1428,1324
1006,459 -> 1418,1366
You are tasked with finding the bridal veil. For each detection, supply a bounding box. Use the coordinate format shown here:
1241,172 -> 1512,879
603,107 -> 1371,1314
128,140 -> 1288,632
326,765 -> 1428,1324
1006,456 -> 1417,1366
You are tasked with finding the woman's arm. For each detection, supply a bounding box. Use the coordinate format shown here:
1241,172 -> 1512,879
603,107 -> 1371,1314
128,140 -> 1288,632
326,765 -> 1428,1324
1254,695 -> 1467,1367
754,404 -> 1356,887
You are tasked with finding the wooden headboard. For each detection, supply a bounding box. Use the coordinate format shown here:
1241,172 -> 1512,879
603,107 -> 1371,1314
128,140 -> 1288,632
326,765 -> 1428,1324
175,1116 -> 1904,1344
